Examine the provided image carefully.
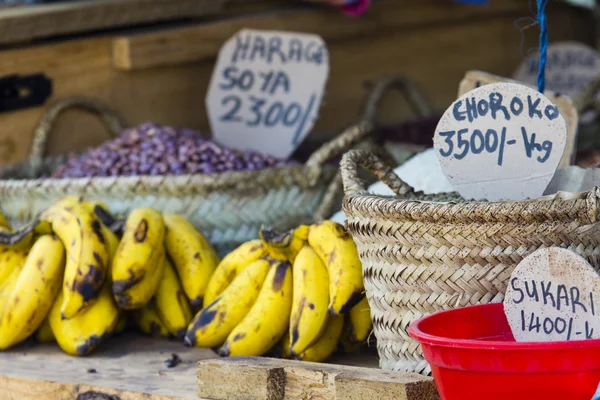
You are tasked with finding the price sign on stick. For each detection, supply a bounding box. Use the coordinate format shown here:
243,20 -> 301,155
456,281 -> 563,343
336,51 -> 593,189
206,29 -> 329,158
504,247 -> 600,342
434,82 -> 567,201
513,42 -> 600,98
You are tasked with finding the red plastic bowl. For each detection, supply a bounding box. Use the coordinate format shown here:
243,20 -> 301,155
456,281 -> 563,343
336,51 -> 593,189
409,303 -> 600,400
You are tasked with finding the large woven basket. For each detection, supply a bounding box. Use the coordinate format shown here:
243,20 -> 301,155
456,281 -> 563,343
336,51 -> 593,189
340,149 -> 600,374
0,97 -> 379,255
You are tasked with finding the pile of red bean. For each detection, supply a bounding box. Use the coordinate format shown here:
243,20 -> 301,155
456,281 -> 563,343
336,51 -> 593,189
50,122 -> 294,178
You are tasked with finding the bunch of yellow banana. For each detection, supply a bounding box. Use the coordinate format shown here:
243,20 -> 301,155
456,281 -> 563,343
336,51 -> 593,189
185,220 -> 372,363
0,197 -> 218,356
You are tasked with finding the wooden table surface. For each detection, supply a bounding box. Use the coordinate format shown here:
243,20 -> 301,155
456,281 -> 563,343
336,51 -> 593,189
0,332 -> 388,400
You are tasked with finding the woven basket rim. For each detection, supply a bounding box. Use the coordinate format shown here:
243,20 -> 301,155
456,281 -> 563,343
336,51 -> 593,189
0,164 -> 337,194
342,188 -> 600,224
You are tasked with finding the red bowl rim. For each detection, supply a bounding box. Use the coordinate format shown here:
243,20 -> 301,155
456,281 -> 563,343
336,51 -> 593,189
408,303 -> 600,351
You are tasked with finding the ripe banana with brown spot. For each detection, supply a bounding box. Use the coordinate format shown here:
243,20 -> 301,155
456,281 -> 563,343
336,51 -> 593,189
295,314 -> 344,362
289,245 -> 329,356
41,197 -> 110,319
49,280 -> 120,356
0,250 -> 28,286
0,235 -> 65,349
339,296 -> 372,352
184,257 -> 272,348
154,259 -> 193,339
164,213 -> 220,309
220,259 -> 292,357
82,202 -> 120,262
204,239 -> 266,305
112,208 -> 166,309
0,258 -> 25,329
307,221 -> 364,315
131,300 -> 171,339
259,225 -> 309,263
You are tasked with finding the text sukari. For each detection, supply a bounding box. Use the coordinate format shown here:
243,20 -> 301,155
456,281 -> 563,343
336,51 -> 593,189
510,277 -> 596,340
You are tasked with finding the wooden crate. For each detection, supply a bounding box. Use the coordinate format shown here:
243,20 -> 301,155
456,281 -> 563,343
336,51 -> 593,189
0,0 -> 593,166
0,333 -> 437,400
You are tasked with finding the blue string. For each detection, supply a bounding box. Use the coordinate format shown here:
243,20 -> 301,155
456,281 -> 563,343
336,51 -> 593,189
536,0 -> 550,93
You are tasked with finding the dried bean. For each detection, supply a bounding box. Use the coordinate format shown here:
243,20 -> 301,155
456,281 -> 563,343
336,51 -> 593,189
49,122 -> 296,178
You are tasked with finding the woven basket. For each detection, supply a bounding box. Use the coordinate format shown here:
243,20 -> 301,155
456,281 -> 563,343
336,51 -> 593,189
340,149 -> 600,374
0,97 -> 378,255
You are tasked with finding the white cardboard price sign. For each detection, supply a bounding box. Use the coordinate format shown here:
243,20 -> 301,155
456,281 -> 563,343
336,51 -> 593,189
206,29 -> 329,158
434,82 -> 567,201
513,42 -> 600,98
504,247 -> 600,342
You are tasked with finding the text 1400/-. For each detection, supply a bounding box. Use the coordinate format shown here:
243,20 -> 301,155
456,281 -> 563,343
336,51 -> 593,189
520,310 -> 594,340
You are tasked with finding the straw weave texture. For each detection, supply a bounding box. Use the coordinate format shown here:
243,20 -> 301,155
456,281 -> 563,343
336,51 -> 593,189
341,149 -> 600,374
0,97 -> 374,255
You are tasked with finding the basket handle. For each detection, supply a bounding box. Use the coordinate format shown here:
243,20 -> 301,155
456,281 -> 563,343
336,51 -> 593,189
361,75 -> 434,122
29,97 -> 125,172
305,75 -> 432,167
341,148 -> 417,196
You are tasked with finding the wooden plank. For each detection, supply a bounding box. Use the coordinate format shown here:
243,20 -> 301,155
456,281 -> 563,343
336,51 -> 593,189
0,333 -> 217,399
111,0 -> 534,71
196,357 -> 438,400
458,70 -> 579,168
0,0 -> 592,167
0,0 -> 224,46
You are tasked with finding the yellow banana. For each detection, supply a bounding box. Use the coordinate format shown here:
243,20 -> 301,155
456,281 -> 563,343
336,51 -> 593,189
0,228 -> 33,252
82,202 -> 120,262
35,317 -> 55,343
289,245 -> 329,356
0,250 -> 28,285
204,240 -> 266,305
102,224 -> 120,262
131,300 -> 171,339
0,235 -> 65,349
184,257 -> 272,348
344,297 -> 373,350
112,208 -> 166,309
220,259 -> 293,357
49,281 -> 119,356
154,259 -> 193,339
307,221 -> 364,315
0,261 -> 25,327
112,313 -> 128,336
295,314 -> 344,362
279,332 -> 291,359
260,225 -> 309,263
42,197 -> 109,319
164,213 -> 220,309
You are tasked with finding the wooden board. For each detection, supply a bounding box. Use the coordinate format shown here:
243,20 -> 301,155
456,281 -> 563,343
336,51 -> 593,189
112,0 -> 542,71
0,0 -> 224,46
0,333 -> 421,400
0,0 -> 592,166
0,333 -> 217,399
197,356 -> 438,400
